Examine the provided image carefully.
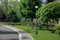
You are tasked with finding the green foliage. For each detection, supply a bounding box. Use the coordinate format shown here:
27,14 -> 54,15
0,6 -> 3,14
0,0 -> 21,22
19,0 -> 42,18
38,2 -> 60,23
55,24 -> 60,30
55,24 -> 60,35
6,8 -> 20,22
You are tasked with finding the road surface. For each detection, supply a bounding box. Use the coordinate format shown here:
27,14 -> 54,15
0,25 -> 19,40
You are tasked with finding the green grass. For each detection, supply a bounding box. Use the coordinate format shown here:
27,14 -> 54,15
0,22 -> 10,25
14,25 -> 60,40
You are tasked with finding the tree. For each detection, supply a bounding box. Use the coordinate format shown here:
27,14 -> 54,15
6,8 -> 21,22
0,0 -> 21,22
19,0 -> 42,26
37,2 -> 60,30
0,0 -> 8,21
5,0 -> 21,22
3,0 -> 8,11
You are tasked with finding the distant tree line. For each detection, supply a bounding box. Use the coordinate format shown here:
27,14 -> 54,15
0,0 -> 42,23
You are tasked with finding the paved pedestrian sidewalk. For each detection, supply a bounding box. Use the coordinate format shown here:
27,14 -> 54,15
3,25 -> 34,40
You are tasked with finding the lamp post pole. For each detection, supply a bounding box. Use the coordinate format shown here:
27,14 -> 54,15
35,6 -> 38,34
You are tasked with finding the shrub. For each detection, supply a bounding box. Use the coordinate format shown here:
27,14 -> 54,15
55,24 -> 60,35
55,24 -> 60,30
6,8 -> 20,22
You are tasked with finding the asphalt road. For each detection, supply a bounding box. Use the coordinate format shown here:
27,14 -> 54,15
0,25 -> 19,40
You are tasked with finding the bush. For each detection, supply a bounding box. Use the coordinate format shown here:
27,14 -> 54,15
55,24 -> 60,30
55,24 -> 60,35
6,8 -> 20,22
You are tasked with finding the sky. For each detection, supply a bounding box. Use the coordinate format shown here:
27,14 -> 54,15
8,0 -> 20,2
42,0 -> 46,6
0,0 -> 46,6
18,0 -> 20,1
18,0 -> 46,2
8,0 -> 46,2
42,0 -> 46,2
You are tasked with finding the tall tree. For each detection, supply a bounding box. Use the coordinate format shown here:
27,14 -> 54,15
0,0 -> 8,21
19,0 -> 42,25
6,0 -> 21,22
38,2 -> 60,23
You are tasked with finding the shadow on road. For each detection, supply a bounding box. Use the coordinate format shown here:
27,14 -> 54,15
0,31 -> 18,40
0,30 -> 18,34
0,25 -> 19,40
0,38 -> 18,40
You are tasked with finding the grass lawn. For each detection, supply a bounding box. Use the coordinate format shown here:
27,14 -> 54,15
0,22 -> 60,40
14,25 -> 60,40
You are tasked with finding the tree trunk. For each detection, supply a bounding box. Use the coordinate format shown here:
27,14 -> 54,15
57,21 -> 59,24
56,18 -> 59,24
31,18 -> 34,29
47,21 -> 49,30
24,18 -> 26,25
52,19 -> 55,23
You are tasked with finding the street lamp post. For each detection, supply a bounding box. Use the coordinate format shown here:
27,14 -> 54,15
35,6 -> 38,34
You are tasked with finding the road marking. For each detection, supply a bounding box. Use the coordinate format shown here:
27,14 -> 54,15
2,25 -> 22,40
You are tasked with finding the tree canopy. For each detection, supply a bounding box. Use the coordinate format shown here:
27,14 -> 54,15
6,8 -> 20,22
0,0 -> 21,22
19,0 -> 42,19
37,2 -> 60,23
